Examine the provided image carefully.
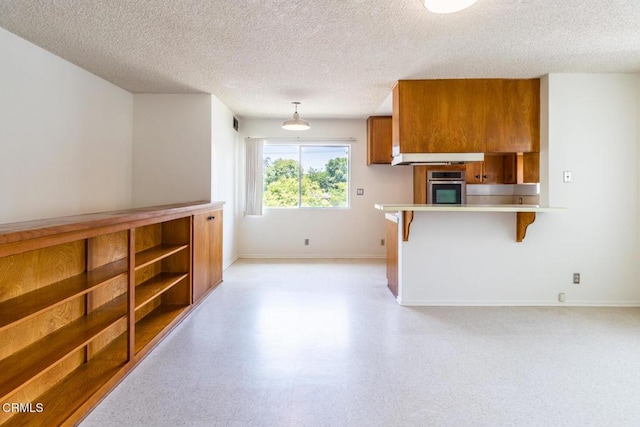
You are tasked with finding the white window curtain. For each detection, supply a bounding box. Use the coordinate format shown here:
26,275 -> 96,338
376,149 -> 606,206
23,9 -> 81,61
245,138 -> 264,216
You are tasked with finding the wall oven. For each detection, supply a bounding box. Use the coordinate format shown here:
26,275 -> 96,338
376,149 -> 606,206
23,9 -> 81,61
427,170 -> 466,204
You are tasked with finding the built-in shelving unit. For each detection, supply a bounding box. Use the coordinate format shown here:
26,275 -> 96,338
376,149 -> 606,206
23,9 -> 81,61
0,201 -> 224,426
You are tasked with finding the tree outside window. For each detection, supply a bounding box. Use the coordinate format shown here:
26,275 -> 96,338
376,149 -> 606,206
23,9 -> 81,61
263,145 -> 349,208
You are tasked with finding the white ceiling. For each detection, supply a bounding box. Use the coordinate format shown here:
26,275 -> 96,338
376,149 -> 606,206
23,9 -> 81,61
1,0 -> 639,119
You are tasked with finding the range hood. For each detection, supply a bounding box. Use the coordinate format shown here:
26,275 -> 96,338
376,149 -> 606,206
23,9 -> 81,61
392,152 -> 484,166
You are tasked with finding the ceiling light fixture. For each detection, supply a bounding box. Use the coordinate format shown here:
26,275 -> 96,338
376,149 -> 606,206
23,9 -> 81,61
424,0 -> 478,13
282,102 -> 310,131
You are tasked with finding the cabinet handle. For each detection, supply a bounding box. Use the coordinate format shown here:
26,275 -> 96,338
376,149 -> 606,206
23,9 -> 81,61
207,216 -> 215,220
475,175 -> 480,179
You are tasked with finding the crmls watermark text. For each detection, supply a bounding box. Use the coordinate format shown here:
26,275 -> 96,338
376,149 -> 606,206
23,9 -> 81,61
2,402 -> 44,413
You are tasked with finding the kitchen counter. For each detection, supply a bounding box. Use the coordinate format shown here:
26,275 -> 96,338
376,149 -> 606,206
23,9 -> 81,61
376,203 -> 568,305
375,203 -> 565,213
376,203 -> 566,243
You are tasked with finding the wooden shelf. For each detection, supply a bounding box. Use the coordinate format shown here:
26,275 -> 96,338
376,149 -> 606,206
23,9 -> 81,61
135,244 -> 188,270
135,304 -> 188,354
135,273 -> 188,310
3,334 -> 128,427
0,295 -> 127,402
0,258 -> 127,333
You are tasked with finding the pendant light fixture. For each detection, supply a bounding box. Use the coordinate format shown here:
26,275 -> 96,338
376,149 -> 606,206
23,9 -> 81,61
282,102 -> 310,131
424,0 -> 477,13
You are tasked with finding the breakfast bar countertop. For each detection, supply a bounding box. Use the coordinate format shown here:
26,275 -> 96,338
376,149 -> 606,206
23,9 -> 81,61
374,204 -> 567,213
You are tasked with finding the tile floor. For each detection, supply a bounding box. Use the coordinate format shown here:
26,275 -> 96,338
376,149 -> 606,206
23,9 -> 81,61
81,259 -> 640,426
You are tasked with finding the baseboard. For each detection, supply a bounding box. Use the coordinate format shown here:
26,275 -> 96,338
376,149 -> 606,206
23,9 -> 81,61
237,254 -> 386,260
223,255 -> 240,270
397,299 -> 640,307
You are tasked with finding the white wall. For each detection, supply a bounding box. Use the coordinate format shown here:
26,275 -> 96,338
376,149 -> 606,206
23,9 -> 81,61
0,27 -> 133,224
237,118 -> 413,257
211,95 -> 239,268
132,95 -> 212,207
400,73 -> 640,305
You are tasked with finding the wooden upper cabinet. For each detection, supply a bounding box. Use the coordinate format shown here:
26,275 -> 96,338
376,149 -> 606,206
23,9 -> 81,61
485,79 -> 540,153
367,116 -> 392,165
393,79 -> 540,155
393,80 -> 485,154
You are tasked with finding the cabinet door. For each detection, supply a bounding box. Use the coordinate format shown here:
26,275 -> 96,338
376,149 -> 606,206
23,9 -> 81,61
466,162 -> 484,184
367,116 -> 392,164
394,80 -> 486,154
485,79 -> 540,153
193,209 -> 223,303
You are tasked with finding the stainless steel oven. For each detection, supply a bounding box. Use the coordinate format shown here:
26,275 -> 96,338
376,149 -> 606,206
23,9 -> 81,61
427,170 -> 466,204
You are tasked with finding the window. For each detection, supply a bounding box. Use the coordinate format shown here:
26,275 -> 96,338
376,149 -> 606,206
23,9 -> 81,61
263,144 -> 349,208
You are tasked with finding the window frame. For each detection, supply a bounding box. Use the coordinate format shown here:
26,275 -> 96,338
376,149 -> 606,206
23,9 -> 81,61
262,141 -> 351,210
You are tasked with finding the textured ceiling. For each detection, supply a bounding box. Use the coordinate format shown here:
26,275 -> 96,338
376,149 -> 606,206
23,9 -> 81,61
0,0 -> 639,119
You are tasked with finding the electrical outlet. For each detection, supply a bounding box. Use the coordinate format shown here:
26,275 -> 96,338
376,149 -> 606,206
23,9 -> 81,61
304,239 -> 309,246
380,239 -> 385,246
558,293 -> 566,302
573,273 -> 580,284
563,171 -> 572,183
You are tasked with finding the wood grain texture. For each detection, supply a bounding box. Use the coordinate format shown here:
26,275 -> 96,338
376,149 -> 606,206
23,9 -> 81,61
485,79 -> 540,153
136,273 -> 188,310
135,224 -> 161,254
193,210 -> 223,304
0,298 -> 84,360
517,212 -> 536,242
87,231 -> 127,269
0,349 -> 85,426
0,201 -> 222,247
393,79 -> 539,155
385,218 -> 398,298
134,304 -> 188,354
395,80 -> 485,153
0,295 -> 126,401
0,259 -> 126,332
4,335 -> 128,427
523,152 -> 540,183
402,211 -> 414,242
367,116 -> 393,165
135,244 -> 188,270
0,241 -> 85,303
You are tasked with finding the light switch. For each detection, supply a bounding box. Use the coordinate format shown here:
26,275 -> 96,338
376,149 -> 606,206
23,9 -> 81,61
356,188 -> 364,196
563,171 -> 572,183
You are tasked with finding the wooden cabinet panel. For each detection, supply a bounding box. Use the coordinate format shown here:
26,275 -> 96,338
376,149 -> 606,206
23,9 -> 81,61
466,154 -> 518,184
367,116 -> 392,165
193,209 -> 223,304
393,80 -> 485,154
485,79 -> 540,153
385,218 -> 398,298
522,152 -> 540,183
393,79 -> 540,155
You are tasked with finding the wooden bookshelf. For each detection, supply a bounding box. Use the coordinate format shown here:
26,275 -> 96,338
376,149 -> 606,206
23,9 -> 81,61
0,201 -> 224,426
0,258 -> 127,332
134,304 -> 189,354
3,334 -> 128,427
135,244 -> 188,270
135,273 -> 189,310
